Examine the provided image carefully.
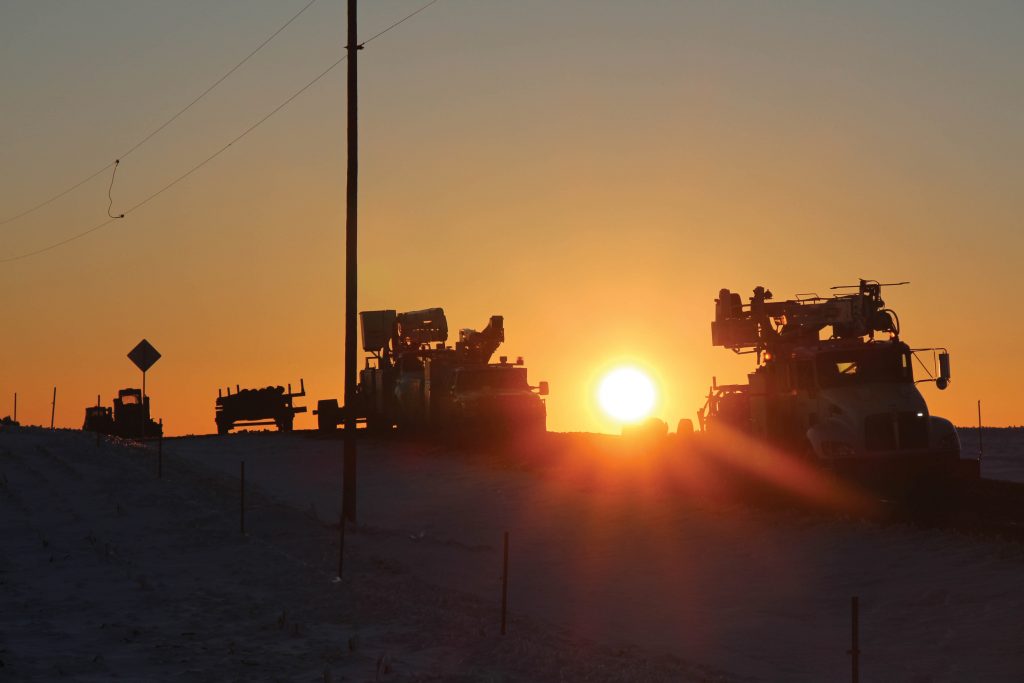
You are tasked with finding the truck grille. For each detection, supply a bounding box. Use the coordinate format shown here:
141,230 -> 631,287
864,412 -> 928,452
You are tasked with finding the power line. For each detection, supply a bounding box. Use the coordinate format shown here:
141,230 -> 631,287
124,56 -> 346,218
1,0 -> 442,264
0,217 -> 120,263
361,0 -> 438,45
0,163 -> 114,229
0,57 -> 344,265
118,0 -> 320,161
0,0 -> 320,228
106,160 -> 125,219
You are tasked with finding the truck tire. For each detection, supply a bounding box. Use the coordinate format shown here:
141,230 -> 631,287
217,421 -> 231,435
317,399 -> 339,433
366,412 -> 384,435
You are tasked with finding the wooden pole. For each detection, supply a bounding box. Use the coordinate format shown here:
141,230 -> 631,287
95,393 -> 101,446
12,392 -> 16,423
849,596 -> 860,683
158,421 -> 163,479
141,370 -> 147,439
977,399 -> 983,462
341,0 -> 360,524
50,386 -> 56,429
501,531 -> 509,635
240,460 -> 246,535
337,513 -> 346,579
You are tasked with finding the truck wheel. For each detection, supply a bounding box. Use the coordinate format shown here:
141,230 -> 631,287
277,417 -> 294,432
317,399 -> 339,433
217,422 -> 230,435
365,413 -> 380,434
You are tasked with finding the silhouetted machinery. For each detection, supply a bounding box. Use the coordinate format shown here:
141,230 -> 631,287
215,380 -> 306,434
316,308 -> 548,439
83,388 -> 162,438
699,280 -> 977,478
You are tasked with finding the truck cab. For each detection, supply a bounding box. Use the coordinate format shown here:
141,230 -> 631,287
744,341 -> 960,470
700,281 -> 972,480
445,361 -> 548,437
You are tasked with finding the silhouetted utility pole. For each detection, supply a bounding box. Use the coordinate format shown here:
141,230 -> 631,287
50,387 -> 56,429
342,0 -> 359,523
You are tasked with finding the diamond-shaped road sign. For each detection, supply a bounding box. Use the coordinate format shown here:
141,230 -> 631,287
128,339 -> 161,373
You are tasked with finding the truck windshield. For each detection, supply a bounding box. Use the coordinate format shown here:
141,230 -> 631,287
456,367 -> 529,391
816,347 -> 912,387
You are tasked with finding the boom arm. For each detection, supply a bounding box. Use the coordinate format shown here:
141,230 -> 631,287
359,308 -> 505,365
456,315 -> 504,364
712,279 -> 901,354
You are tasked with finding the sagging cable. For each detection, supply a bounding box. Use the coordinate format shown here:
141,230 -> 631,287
107,160 -> 124,219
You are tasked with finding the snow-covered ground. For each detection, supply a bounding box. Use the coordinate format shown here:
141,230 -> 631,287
158,430 -> 1024,683
957,428 -> 1024,483
4,426 -> 1023,682
0,428 -> 729,682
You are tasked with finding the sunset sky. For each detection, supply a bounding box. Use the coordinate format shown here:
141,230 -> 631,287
1,1 -> 1021,435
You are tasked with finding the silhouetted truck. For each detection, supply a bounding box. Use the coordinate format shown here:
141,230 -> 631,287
215,380 -> 306,434
82,406 -> 114,433
83,388 -> 162,438
316,308 -> 548,439
699,280 -> 977,480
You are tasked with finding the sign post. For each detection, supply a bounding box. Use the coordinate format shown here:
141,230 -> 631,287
127,339 -> 161,438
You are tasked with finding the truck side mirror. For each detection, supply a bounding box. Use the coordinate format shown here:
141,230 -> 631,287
937,352 -> 951,390
538,381 -> 549,396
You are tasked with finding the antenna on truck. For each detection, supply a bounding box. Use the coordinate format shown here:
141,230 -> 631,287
830,280 -> 909,290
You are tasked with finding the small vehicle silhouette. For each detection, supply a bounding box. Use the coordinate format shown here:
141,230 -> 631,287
83,388 -> 162,438
215,380 -> 306,434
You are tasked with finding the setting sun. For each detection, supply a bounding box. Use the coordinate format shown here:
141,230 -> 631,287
597,367 -> 657,424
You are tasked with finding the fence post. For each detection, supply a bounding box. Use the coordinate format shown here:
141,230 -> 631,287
337,513 -> 346,580
848,596 -> 860,683
501,531 -> 509,635
157,419 -> 163,478
240,461 -> 245,535
977,399 -> 983,462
